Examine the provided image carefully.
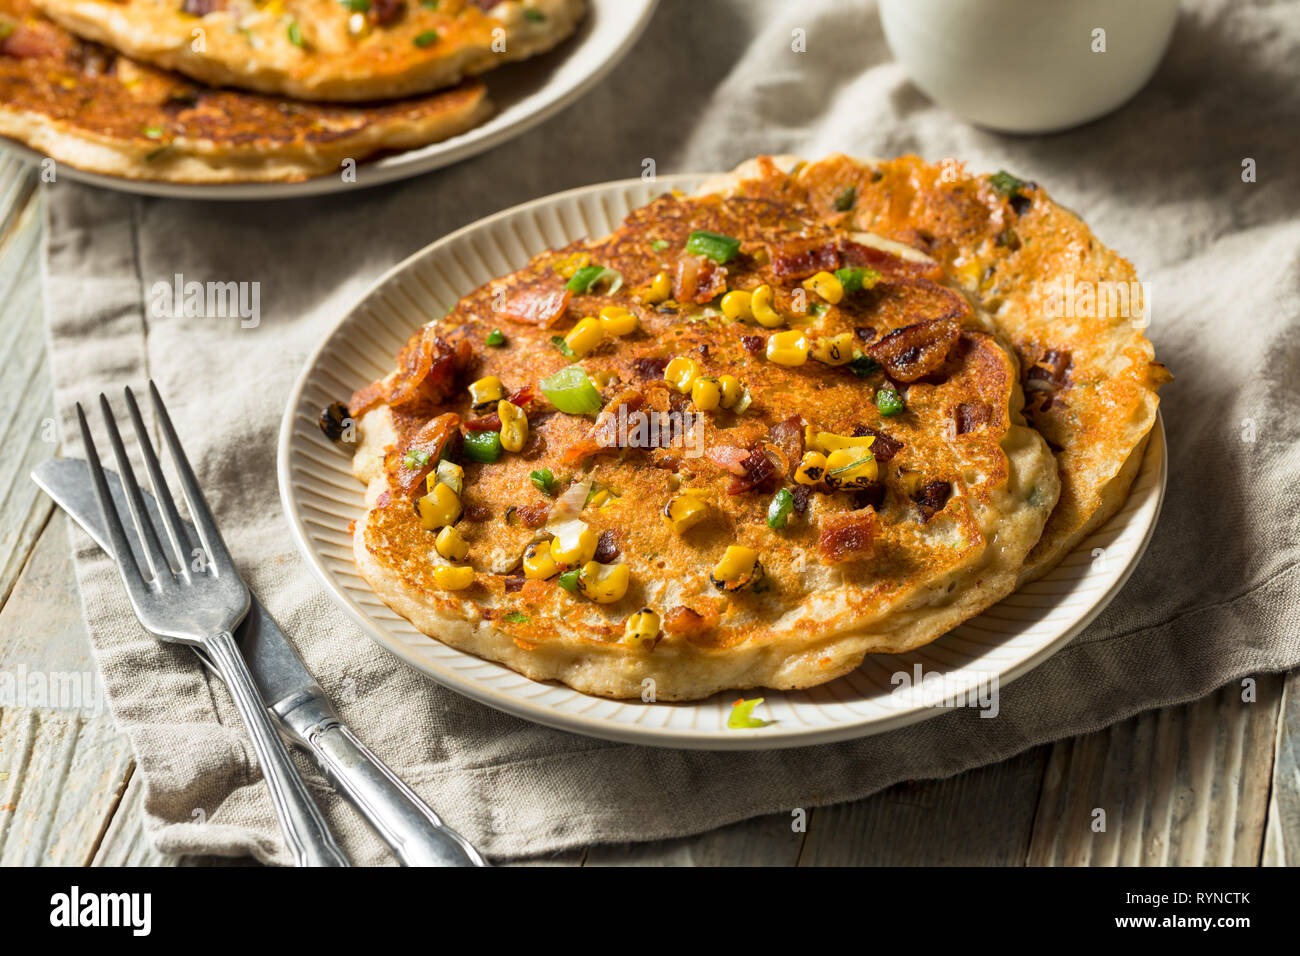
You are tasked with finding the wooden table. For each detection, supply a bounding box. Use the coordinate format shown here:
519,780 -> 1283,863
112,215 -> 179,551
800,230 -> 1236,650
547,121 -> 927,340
0,157 -> 1295,867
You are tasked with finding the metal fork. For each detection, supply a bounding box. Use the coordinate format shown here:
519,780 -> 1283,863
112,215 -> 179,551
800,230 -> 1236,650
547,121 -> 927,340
77,382 -> 350,867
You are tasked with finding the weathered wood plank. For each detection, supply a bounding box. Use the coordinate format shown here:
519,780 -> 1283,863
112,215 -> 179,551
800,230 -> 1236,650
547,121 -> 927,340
583,812 -> 804,866
0,155 -> 36,251
797,746 -> 1048,866
1263,669 -> 1299,865
1028,676 -> 1282,866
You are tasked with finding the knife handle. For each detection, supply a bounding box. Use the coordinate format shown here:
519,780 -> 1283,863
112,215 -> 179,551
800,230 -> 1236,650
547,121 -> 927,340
283,701 -> 487,867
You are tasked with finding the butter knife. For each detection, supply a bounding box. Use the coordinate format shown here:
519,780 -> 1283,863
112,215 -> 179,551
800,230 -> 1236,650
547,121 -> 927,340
33,457 -> 487,868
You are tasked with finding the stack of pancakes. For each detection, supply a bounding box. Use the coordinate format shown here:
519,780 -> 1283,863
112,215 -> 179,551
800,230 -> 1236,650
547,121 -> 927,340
0,0 -> 585,182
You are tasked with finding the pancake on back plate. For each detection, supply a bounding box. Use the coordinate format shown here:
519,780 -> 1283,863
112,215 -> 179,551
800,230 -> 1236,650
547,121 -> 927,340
329,188 -> 1060,700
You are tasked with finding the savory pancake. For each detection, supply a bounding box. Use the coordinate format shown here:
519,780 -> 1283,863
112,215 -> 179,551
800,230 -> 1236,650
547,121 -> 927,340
333,190 -> 1059,700
0,0 -> 491,182
35,0 -> 584,101
700,155 -> 1170,583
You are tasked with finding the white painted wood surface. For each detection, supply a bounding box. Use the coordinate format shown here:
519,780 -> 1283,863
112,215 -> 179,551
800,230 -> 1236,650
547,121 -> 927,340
0,156 -> 1294,867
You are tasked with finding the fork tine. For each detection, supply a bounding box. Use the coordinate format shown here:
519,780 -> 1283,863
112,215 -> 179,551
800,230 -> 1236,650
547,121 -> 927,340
147,380 -> 236,573
99,393 -> 175,584
76,402 -> 144,584
124,385 -> 193,578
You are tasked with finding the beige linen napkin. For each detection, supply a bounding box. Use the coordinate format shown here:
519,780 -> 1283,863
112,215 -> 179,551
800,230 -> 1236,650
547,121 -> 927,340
41,0 -> 1300,864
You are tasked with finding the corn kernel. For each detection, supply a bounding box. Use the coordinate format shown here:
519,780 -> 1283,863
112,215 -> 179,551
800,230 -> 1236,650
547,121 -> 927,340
811,332 -> 855,366
564,317 -> 605,357
710,545 -> 762,592
435,525 -> 469,561
691,376 -> 721,412
766,330 -> 809,367
640,271 -> 672,304
810,430 -> 877,453
623,609 -> 661,649
598,305 -> 638,336
434,565 -> 475,591
551,522 -> 598,565
429,459 -> 463,495
523,539 -> 559,580
579,561 -> 630,604
591,369 -> 619,388
802,270 -> 844,305
718,374 -> 744,410
417,482 -> 461,530
751,284 -> 784,328
497,399 -> 529,453
468,376 -> 505,411
720,290 -> 753,322
663,494 -> 707,534
794,451 -> 828,485
823,447 -> 879,489
588,489 -> 610,508
664,356 -> 701,394
552,251 -> 591,279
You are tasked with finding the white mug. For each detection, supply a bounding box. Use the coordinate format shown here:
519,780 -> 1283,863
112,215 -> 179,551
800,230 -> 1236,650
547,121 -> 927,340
879,0 -> 1181,133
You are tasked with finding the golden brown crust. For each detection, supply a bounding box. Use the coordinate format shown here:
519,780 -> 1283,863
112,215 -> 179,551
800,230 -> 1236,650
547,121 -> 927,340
0,0 -> 491,182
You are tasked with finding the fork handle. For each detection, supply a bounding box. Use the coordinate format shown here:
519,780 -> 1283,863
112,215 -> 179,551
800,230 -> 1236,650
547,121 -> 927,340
207,630 -> 351,867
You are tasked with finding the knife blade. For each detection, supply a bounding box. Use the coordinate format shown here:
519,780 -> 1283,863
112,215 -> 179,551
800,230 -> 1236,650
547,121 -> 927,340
32,457 -> 486,867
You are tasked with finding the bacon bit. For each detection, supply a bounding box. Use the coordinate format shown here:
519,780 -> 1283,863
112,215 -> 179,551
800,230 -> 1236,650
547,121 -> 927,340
913,481 -> 953,523
369,0 -> 405,25
504,576 -> 526,593
0,25 -> 60,58
1026,348 -> 1073,390
516,503 -> 550,529
520,430 -> 547,460
768,416 -> 804,478
791,485 -> 812,514
631,356 -> 668,380
851,424 -> 903,462
866,318 -> 960,382
348,379 -> 387,419
741,335 -> 765,355
594,530 -> 621,563
854,326 -> 877,343
499,282 -> 571,327
463,504 -> 492,521
818,510 -> 877,563
662,604 -> 719,638
769,238 -> 840,279
387,330 -> 472,415
385,413 -> 460,499
840,239 -> 942,280
851,484 -> 885,511
674,256 -> 727,304
376,490 -> 392,509
705,445 -> 750,476
507,384 -> 536,407
728,447 -> 779,495
955,402 -> 992,434
560,436 -> 605,466
182,0 -> 225,14
463,413 -> 501,431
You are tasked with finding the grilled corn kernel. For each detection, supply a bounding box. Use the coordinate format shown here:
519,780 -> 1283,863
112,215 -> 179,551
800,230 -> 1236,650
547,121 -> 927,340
750,284 -> 784,328
718,374 -> 744,409
430,460 -> 463,495
802,270 -> 845,305
598,305 -> 638,337
551,522 -> 598,565
565,317 -> 605,357
435,525 -> 469,561
664,356 -> 702,394
794,451 -> 829,485
348,11 -> 370,37
591,369 -> 619,388
662,494 -> 708,534
578,561 -> 629,604
553,251 -> 591,279
766,330 -> 810,367
640,271 -> 672,304
691,376 -> 722,412
810,430 -> 877,453
468,375 -> 505,411
709,545 -> 762,592
434,565 -> 475,591
811,332 -> 855,366
623,609 -> 661,649
522,539 -> 559,580
720,290 -> 753,322
823,447 -> 879,489
417,482 -> 461,530
497,400 -> 529,453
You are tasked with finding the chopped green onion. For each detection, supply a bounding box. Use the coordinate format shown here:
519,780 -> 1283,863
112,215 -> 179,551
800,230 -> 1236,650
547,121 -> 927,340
462,430 -> 502,463
565,265 -> 606,293
685,230 -> 741,264
650,239 -> 669,252
413,30 -> 439,48
403,448 -> 430,469
485,328 -> 506,347
550,335 -> 577,359
833,186 -> 856,212
286,20 -> 304,47
420,0 -> 438,7
990,170 -> 1028,196
341,0 -> 370,11
727,697 -> 768,729
142,126 -> 165,139
875,387 -> 905,417
539,365 -> 604,415
808,302 -> 828,317
557,568 -> 581,592
530,468 -> 557,495
503,611 -> 530,623
767,488 -> 794,530
835,266 -> 880,293
523,7 -> 545,20
848,352 -> 880,378
829,453 -> 874,476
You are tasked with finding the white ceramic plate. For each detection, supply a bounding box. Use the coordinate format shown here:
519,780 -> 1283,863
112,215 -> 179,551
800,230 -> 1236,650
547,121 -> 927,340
0,0 -> 657,201
279,175 -> 1168,750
